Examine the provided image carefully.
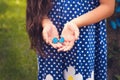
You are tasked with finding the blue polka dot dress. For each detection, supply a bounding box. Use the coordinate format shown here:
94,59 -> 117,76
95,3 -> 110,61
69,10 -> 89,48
37,0 -> 107,80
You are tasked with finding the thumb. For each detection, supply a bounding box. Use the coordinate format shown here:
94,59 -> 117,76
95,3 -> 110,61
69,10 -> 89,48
42,28 -> 49,44
74,27 -> 79,40
71,23 -> 79,40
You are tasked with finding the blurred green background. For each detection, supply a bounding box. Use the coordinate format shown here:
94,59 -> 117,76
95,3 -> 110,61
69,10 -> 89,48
0,0 -> 37,80
0,0 -> 120,80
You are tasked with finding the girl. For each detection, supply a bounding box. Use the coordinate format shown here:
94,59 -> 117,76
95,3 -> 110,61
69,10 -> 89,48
26,0 -> 115,80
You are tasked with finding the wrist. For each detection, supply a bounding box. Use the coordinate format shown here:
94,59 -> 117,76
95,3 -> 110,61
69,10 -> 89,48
67,19 -> 79,29
64,21 -> 79,32
70,18 -> 78,27
42,18 -> 51,28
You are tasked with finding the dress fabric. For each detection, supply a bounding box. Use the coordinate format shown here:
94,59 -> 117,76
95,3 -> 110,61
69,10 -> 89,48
37,0 -> 107,80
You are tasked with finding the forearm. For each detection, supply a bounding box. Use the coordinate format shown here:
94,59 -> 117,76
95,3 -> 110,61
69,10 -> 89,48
71,0 -> 115,28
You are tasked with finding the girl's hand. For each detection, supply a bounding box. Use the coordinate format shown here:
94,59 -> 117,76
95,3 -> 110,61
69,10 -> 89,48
42,18 -> 62,49
57,22 -> 79,52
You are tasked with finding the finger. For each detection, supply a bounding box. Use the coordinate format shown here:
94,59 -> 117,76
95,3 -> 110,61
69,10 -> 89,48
57,45 -> 67,52
49,41 -> 58,49
42,30 -> 49,44
63,37 -> 75,51
57,41 -> 69,52
57,42 -> 67,52
62,41 -> 69,46
64,40 -> 74,51
56,43 -> 63,48
73,24 -> 79,40
70,23 -> 79,40
74,30 -> 79,40
42,26 -> 51,43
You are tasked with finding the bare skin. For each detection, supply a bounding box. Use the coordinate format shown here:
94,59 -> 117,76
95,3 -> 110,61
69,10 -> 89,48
42,0 -> 115,52
42,18 -> 62,49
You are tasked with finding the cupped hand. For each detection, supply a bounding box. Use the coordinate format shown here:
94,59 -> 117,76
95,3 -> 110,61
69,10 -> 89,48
57,22 -> 79,52
42,18 -> 62,49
